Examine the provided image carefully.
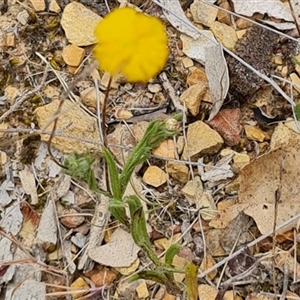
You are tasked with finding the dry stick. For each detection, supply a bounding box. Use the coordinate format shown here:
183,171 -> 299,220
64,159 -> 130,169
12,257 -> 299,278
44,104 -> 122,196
101,75 -> 112,147
198,212 -> 300,278
287,0 -> 300,38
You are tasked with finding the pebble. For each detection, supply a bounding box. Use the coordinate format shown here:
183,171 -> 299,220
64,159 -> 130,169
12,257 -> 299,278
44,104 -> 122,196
182,121 -> 223,160
29,0 -> 45,11
62,44 -> 85,67
236,29 -> 247,39
17,10 -> 30,25
232,152 -> 250,169
187,68 -> 207,86
136,280 -> 149,299
244,125 -> 268,142
180,82 -> 208,116
49,0 -> 61,13
181,57 -> 194,68
210,21 -> 238,51
4,32 -> 16,47
61,2 -> 102,46
87,268 -> 117,287
80,86 -> 105,109
166,161 -> 189,184
181,176 -> 204,206
290,73 -> 300,93
143,166 -> 167,187
0,123 -> 8,139
70,277 -> 89,299
148,83 -> 162,93
190,0 -> 218,27
4,86 -> 19,103
152,139 -> 175,159
217,1 -> 232,25
60,208 -> 85,228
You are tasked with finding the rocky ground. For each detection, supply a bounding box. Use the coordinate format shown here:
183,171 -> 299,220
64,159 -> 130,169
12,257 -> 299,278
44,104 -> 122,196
1,0 -> 300,299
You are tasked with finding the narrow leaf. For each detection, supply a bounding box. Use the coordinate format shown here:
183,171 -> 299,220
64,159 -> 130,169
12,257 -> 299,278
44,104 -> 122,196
185,262 -> 198,300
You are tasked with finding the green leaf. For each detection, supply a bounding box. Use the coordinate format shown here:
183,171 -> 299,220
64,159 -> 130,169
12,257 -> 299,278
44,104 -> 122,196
129,270 -> 168,285
295,104 -> 300,121
64,152 -> 110,197
102,147 -> 121,200
109,199 -> 129,226
185,262 -> 198,300
165,244 -> 181,266
126,195 -> 161,266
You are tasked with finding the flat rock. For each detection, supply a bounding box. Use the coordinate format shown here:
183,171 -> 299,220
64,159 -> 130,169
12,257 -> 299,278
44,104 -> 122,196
210,21 -> 238,51
290,73 -> 300,93
180,82 -> 207,116
190,0 -> 218,27
232,152 -> 250,169
80,86 -> 105,109
143,166 -> 167,187
166,161 -> 189,183
49,0 -> 61,13
182,121 -> 223,160
61,2 -> 102,46
34,100 -> 101,153
180,31 -> 215,65
62,44 -> 85,67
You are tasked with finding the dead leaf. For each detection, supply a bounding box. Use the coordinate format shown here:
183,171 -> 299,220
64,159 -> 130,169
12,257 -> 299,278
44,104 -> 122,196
231,0 -> 293,21
88,227 -> 140,268
206,108 -> 241,146
205,44 -> 230,120
158,0 -> 200,39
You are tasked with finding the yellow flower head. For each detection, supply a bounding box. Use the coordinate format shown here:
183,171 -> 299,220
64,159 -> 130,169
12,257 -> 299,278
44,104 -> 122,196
94,7 -> 168,83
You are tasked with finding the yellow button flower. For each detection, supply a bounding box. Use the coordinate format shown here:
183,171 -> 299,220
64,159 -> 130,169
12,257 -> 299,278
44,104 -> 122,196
94,7 -> 168,83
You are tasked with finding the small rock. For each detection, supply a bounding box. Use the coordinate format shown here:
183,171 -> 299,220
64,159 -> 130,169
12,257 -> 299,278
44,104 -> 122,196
100,72 -> 125,89
17,10 -> 30,25
281,66 -> 288,77
236,29 -> 247,39
148,83 -> 162,93
172,255 -> 187,282
34,100 -> 101,153
136,280 -> 149,299
49,0 -> 61,13
198,191 -> 217,221
244,125 -> 268,142
61,2 -> 102,46
181,176 -> 204,205
5,85 -> 20,104
153,92 -> 166,104
236,18 -> 252,29
181,57 -> 194,68
180,82 -> 208,116
162,293 -> 176,300
166,161 -> 189,184
210,21 -> 238,51
290,73 -> 300,93
200,254 -> 217,280
190,0 -> 218,27
80,86 -> 105,109
29,0 -> 45,11
182,121 -> 223,160
115,258 -> 140,275
180,31 -> 215,65
143,166 -> 167,187
176,136 -> 185,154
270,122 -> 300,149
206,108 -> 241,146
232,152 -> 250,169
152,139 -> 175,159
87,268 -> 117,287
60,208 -> 85,228
187,68 -> 207,86
70,277 -> 89,299
4,32 -> 16,47
274,56 -> 283,65
62,44 -> 85,67
217,1 -> 232,25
